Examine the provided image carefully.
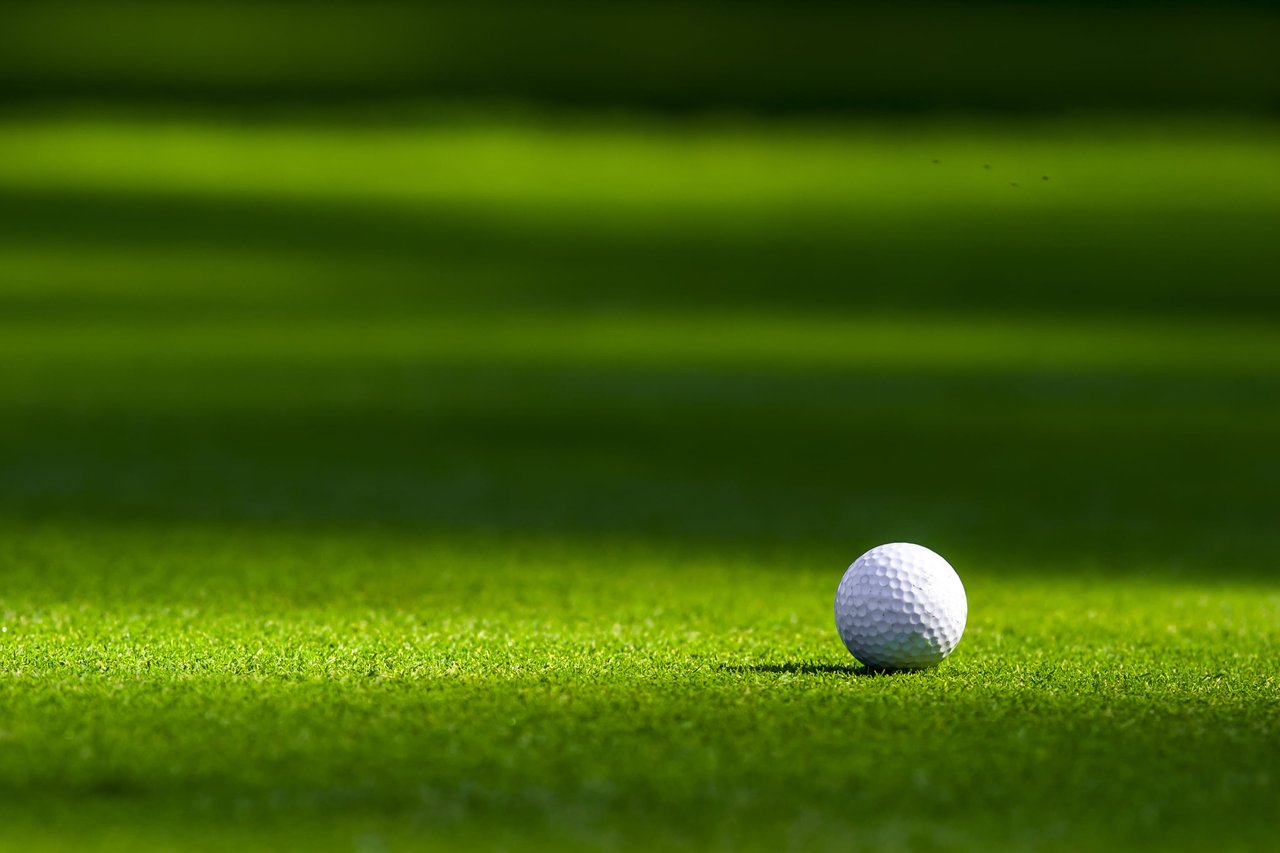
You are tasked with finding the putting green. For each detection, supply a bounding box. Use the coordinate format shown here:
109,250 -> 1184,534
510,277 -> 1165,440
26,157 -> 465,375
0,113 -> 1276,851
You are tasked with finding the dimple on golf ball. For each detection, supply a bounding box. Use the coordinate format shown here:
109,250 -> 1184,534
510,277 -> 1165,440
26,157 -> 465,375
834,542 -> 967,670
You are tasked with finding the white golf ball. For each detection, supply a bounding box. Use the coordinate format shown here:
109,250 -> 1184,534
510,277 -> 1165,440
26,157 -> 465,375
834,542 -> 967,670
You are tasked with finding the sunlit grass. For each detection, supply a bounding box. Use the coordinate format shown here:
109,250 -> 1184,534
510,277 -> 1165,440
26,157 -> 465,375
1,525 -> 1277,851
1,116 -> 1279,213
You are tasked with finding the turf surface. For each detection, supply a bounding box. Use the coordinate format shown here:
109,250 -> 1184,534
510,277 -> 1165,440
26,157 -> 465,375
0,113 -> 1277,851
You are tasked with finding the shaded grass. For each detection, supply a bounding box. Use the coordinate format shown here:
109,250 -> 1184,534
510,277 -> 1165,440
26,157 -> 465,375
2,2 -> 1279,111
2,345 -> 1275,574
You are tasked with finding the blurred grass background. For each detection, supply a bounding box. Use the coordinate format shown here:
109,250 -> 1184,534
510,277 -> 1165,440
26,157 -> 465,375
3,115 -> 1277,564
3,1 -> 1280,111
1,1 -> 1279,850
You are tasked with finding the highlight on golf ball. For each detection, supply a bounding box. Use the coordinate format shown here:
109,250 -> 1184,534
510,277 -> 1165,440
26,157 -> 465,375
834,542 -> 968,670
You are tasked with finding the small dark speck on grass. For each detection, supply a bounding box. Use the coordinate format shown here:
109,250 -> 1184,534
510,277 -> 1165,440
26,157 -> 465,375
1042,175 -> 1050,181
931,159 -> 940,164
983,164 -> 991,170
1010,182 -> 1020,187
720,662 -> 905,677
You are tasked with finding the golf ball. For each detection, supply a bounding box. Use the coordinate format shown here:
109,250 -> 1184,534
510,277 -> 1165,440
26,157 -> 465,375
834,542 -> 967,670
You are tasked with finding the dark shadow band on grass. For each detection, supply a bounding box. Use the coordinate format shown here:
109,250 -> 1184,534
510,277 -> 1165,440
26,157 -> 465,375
719,662 -> 915,677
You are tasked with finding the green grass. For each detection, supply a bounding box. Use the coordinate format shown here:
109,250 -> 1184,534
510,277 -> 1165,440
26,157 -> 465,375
3,1 -> 1279,111
3,526 -> 1278,851
0,112 -> 1278,851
